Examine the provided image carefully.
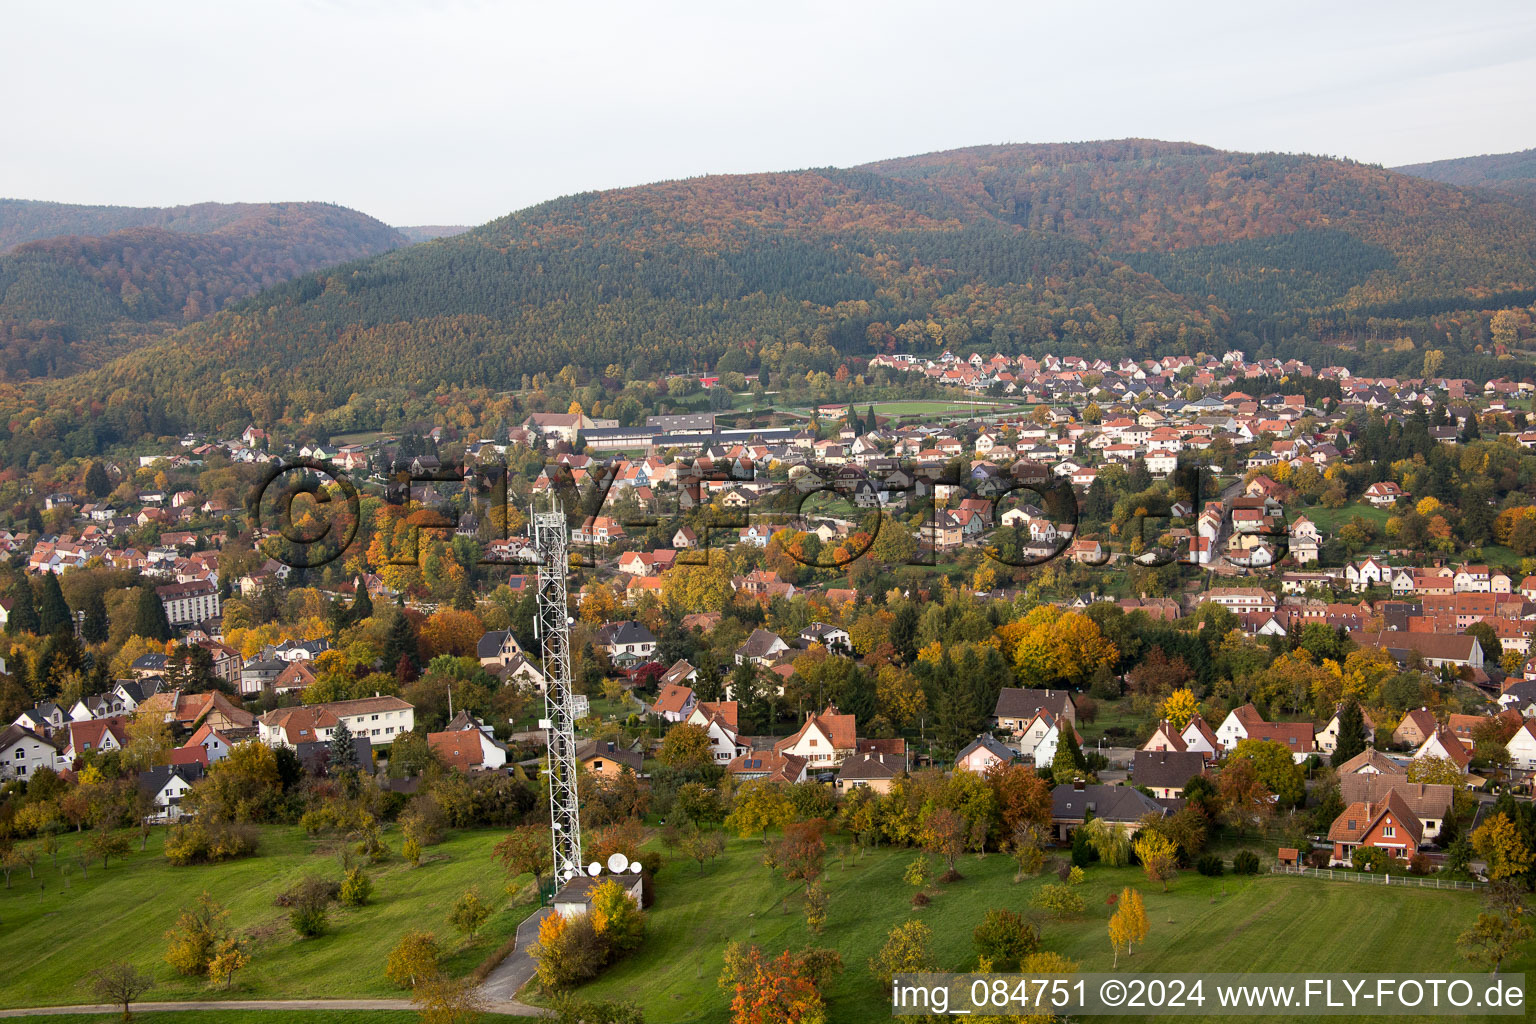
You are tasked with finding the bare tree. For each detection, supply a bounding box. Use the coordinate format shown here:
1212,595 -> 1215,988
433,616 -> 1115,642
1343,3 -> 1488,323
88,961 -> 153,1021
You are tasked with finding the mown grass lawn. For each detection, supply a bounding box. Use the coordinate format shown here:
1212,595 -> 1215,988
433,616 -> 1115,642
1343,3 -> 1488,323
0,827 -> 536,1009
1302,502 -> 1394,536
550,837 -> 1534,1024
1076,698 -> 1151,747
6,825 -> 1531,1024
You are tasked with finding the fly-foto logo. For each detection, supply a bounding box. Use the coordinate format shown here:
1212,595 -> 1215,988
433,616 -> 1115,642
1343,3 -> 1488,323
247,452 -> 1266,573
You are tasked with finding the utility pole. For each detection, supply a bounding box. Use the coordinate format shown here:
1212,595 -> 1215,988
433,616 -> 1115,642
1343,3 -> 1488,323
533,496 -> 583,892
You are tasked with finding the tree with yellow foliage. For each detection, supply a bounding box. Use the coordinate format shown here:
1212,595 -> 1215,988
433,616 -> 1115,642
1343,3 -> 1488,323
1472,813 -> 1534,881
1158,689 -> 1200,730
1003,607 -> 1117,688
1133,832 -> 1179,891
876,665 -> 927,729
1107,887 -> 1148,967
578,583 -> 620,626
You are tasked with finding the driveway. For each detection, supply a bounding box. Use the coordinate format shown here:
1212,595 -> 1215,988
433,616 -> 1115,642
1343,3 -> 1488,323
479,906 -> 556,1016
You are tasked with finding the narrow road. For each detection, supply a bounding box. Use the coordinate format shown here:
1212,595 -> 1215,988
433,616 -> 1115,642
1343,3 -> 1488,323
478,907 -> 555,1016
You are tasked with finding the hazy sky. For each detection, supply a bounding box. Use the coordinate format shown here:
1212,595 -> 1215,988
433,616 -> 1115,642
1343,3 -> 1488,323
3,0 -> 1534,226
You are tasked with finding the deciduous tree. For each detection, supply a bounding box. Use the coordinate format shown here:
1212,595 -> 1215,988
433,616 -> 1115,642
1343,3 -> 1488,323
1107,888 -> 1148,967
386,930 -> 441,988
88,961 -> 153,1021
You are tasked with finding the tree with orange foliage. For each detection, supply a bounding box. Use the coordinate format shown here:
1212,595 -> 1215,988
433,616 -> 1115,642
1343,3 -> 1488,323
769,819 -> 826,881
986,761 -> 1053,835
719,942 -> 842,1024
418,609 -> 484,659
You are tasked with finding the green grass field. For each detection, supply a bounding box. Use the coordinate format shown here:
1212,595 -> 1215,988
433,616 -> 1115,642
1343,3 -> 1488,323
551,837 -> 1533,1024
1076,699 -> 1152,747
3,825 -> 1530,1024
1301,502 -> 1395,536
0,827 -> 536,1009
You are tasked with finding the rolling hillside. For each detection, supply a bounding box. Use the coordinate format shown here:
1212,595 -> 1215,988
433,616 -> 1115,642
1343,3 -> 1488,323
863,141 -> 1536,311
0,200 -> 406,379
1395,148 -> 1536,208
21,140 -> 1536,440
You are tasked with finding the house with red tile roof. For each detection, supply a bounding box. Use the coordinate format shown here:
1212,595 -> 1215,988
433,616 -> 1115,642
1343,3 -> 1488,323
1392,708 -> 1438,749
728,749 -> 809,784
1327,790 -> 1423,866
774,705 -> 857,766
651,683 -> 696,723
63,716 -> 129,761
428,727 -> 507,771
1414,727 -> 1472,772
685,701 -> 746,763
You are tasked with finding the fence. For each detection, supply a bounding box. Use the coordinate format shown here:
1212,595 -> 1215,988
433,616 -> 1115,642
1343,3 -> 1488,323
1271,865 -> 1484,891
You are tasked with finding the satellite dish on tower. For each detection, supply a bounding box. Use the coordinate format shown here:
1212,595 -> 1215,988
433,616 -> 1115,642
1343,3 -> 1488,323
587,861 -> 602,876
630,862 -> 644,874
607,852 -> 630,874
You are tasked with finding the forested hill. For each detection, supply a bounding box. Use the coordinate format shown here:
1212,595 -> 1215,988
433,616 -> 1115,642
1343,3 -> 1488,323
23,140 -> 1536,440
1394,148 -> 1536,209
861,141 -> 1536,309
0,200 -> 406,379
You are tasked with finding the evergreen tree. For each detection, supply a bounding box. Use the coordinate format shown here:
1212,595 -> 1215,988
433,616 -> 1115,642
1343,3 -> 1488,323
84,461 -> 111,498
38,573 -> 71,636
1330,700 -> 1368,768
330,719 -> 359,773
932,680 -> 976,761
34,631 -> 84,700
384,612 -> 419,674
511,592 -> 538,652
5,580 -> 40,636
451,580 -> 476,611
1052,727 -> 1087,783
1462,413 -> 1481,442
26,507 -> 44,534
81,589 -> 110,644
890,604 -> 919,664
1071,825 -> 1094,868
1083,478 -> 1113,522
7,649 -> 30,698
132,587 -> 173,642
865,404 -> 878,434
349,585 -> 374,624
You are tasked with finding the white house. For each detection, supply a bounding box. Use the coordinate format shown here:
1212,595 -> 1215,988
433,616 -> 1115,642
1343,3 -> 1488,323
685,701 -> 747,763
183,723 -> 235,764
137,765 -> 203,821
1215,704 -> 1264,751
1025,713 -> 1081,769
0,725 -> 63,780
1505,720 -> 1536,772
1315,706 -> 1377,755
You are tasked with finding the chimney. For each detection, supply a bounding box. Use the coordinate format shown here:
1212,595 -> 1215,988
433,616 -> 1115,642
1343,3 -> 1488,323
1073,779 -> 1086,792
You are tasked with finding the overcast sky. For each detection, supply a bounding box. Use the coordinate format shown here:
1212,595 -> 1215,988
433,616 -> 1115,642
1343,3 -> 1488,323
3,0 -> 1534,226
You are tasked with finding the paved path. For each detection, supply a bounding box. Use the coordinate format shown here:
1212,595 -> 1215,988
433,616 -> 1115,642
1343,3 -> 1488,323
478,907 -> 555,1016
